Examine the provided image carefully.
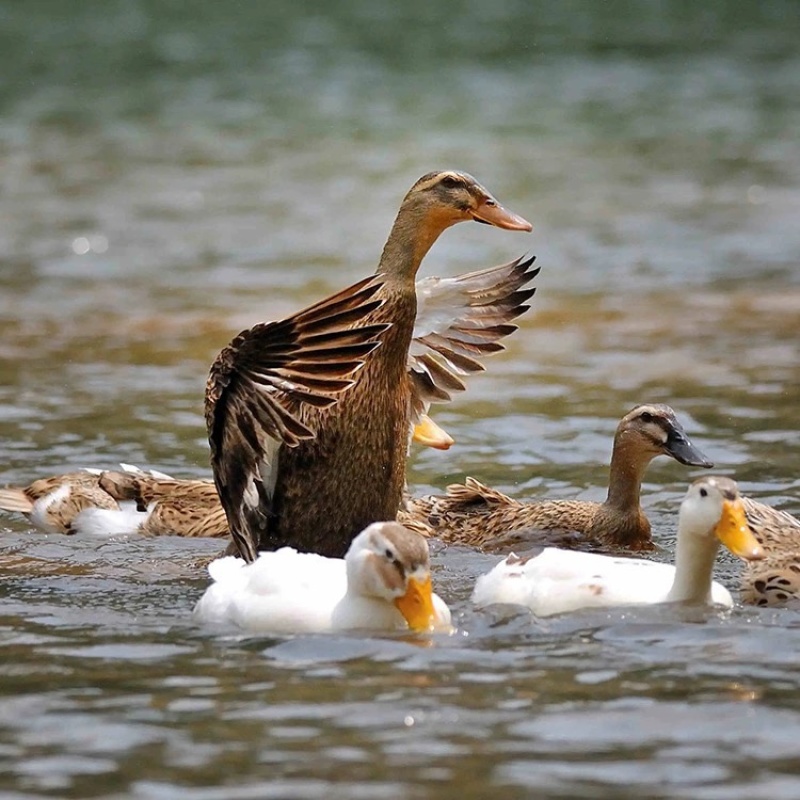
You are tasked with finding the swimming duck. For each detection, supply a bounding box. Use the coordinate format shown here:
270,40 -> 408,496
472,475 -> 764,617
400,404 -> 713,552
74,468 -> 227,538
193,521 -> 452,634
209,170 -> 532,561
0,470 -> 120,534
738,498 -> 800,606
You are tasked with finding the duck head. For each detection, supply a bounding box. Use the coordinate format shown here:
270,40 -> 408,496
345,521 -> 443,631
616,404 -> 714,468
680,476 -> 763,560
405,170 -> 532,232
380,171 -> 531,280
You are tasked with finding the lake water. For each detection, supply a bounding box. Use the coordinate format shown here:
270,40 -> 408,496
1,1 -> 799,797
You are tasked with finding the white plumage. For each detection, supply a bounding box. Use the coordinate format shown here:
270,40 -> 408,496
194,521 -> 452,634
473,476 -> 764,617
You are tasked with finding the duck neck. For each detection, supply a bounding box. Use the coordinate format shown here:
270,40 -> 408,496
604,434 -> 650,512
666,532 -> 719,603
377,198 -> 452,287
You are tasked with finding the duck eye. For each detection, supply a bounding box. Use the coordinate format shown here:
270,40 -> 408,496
640,412 -> 654,423
385,548 -> 394,560
699,488 -> 708,498
440,175 -> 460,189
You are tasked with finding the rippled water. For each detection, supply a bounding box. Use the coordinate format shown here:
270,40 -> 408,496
1,1 -> 799,797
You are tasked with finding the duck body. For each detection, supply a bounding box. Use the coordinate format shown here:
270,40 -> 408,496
472,476 -> 764,617
403,404 -> 713,552
472,547 -> 733,616
740,496 -> 800,606
270,280 -> 417,558
401,478 -> 654,551
73,473 -> 227,538
0,470 -> 120,534
194,521 -> 452,634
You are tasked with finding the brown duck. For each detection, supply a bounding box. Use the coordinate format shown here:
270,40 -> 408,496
208,170 -> 532,561
399,403 -> 713,551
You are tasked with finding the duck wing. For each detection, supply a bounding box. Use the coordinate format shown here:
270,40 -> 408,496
408,255 -> 538,422
205,276 -> 389,562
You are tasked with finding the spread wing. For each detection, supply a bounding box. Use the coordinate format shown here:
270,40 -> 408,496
409,254 -> 539,422
205,276 -> 389,562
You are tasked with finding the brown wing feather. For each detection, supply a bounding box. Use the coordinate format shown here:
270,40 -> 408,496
409,255 -> 539,420
205,276 -> 389,562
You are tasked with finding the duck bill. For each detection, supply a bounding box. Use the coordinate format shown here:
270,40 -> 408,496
394,575 -> 437,631
665,429 -> 714,468
412,415 -> 454,450
715,498 -> 764,561
472,198 -> 532,231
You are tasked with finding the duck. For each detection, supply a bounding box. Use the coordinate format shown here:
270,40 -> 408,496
738,498 -> 800,606
193,521 -> 452,634
209,170 -> 532,561
0,469 -> 121,534
0,463 -> 226,538
471,475 -> 765,617
400,404 -> 713,552
1,247 -> 537,541
74,467 -> 228,538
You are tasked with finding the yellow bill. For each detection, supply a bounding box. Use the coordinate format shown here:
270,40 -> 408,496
412,415 -> 454,451
715,498 -> 764,561
394,574 -> 437,631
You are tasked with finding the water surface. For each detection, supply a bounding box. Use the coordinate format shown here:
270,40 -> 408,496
1,2 -> 799,797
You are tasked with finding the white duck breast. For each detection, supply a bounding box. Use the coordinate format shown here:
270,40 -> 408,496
472,476 -> 764,618
194,521 -> 452,634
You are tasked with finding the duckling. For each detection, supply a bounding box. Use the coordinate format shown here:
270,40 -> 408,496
193,521 -> 452,634
738,497 -> 800,606
209,171 -> 532,561
472,475 -> 764,617
401,404 -> 713,551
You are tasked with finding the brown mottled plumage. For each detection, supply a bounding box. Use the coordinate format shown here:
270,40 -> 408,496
0,471 -> 119,534
400,404 -> 713,552
209,171 -> 532,562
739,497 -> 800,606
99,470 -> 227,537
0,466 -> 227,538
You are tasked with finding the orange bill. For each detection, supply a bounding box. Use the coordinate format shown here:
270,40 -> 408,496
715,498 -> 764,561
412,415 -> 454,450
394,574 -> 437,632
472,197 -> 532,231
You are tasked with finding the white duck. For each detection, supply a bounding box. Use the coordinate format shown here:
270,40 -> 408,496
472,476 -> 764,617
194,521 -> 452,634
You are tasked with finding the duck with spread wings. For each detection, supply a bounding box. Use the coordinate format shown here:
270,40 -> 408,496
207,171 -> 532,561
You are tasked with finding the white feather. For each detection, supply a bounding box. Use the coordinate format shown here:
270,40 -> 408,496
29,485 -> 72,534
72,505 -> 149,536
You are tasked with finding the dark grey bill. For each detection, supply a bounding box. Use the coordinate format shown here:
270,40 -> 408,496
665,428 -> 714,468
